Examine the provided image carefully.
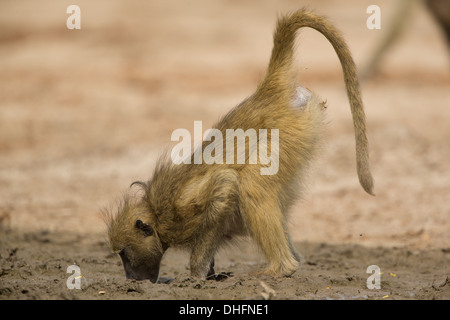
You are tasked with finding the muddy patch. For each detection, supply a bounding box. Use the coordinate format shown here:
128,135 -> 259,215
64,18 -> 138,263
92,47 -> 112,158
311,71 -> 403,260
1,230 -> 448,300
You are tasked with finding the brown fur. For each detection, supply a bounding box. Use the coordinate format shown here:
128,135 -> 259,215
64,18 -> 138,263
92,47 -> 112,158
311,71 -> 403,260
105,9 -> 374,282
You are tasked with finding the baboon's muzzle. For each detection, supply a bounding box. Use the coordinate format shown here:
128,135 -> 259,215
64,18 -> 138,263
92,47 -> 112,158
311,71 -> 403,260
119,251 -> 160,283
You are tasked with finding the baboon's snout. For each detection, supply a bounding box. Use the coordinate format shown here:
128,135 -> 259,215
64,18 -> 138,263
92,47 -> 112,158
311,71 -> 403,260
119,251 -> 160,283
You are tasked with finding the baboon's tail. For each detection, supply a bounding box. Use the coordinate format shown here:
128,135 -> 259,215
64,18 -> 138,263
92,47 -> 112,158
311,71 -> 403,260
260,9 -> 374,195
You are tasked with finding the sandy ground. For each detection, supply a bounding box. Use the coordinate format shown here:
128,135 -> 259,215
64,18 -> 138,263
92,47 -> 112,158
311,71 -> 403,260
0,0 -> 449,300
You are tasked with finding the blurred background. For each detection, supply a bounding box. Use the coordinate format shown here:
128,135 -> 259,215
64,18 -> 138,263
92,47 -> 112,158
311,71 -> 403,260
0,0 -> 449,249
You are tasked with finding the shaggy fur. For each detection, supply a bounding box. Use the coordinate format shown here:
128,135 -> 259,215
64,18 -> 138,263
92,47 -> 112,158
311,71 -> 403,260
106,9 -> 374,282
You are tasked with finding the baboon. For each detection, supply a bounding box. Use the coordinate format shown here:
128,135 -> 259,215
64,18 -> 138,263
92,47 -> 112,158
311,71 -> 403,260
105,9 -> 374,283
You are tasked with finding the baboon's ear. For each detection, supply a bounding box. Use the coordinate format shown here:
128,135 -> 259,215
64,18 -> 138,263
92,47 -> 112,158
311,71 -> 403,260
135,219 -> 154,237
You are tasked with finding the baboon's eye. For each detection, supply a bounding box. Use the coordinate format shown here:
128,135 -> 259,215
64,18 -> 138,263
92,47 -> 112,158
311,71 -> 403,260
135,219 -> 154,237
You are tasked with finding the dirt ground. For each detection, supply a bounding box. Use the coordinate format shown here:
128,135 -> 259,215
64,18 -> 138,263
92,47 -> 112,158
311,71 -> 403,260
0,0 -> 449,300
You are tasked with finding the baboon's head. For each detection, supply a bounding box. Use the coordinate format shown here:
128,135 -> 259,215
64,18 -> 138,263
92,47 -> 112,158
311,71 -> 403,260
105,197 -> 166,283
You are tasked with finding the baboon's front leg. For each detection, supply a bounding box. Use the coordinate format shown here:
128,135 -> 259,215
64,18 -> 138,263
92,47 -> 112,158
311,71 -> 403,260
189,170 -> 238,279
207,258 -> 215,278
189,236 -> 219,279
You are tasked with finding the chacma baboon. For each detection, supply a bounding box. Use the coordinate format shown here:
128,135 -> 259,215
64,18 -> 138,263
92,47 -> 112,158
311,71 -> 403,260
105,9 -> 374,283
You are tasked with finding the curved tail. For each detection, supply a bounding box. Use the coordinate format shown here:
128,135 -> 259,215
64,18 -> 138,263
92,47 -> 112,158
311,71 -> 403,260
261,9 -> 374,195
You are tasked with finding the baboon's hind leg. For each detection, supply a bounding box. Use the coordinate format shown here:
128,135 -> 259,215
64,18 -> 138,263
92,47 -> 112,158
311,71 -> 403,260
287,232 -> 304,264
241,198 -> 299,276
